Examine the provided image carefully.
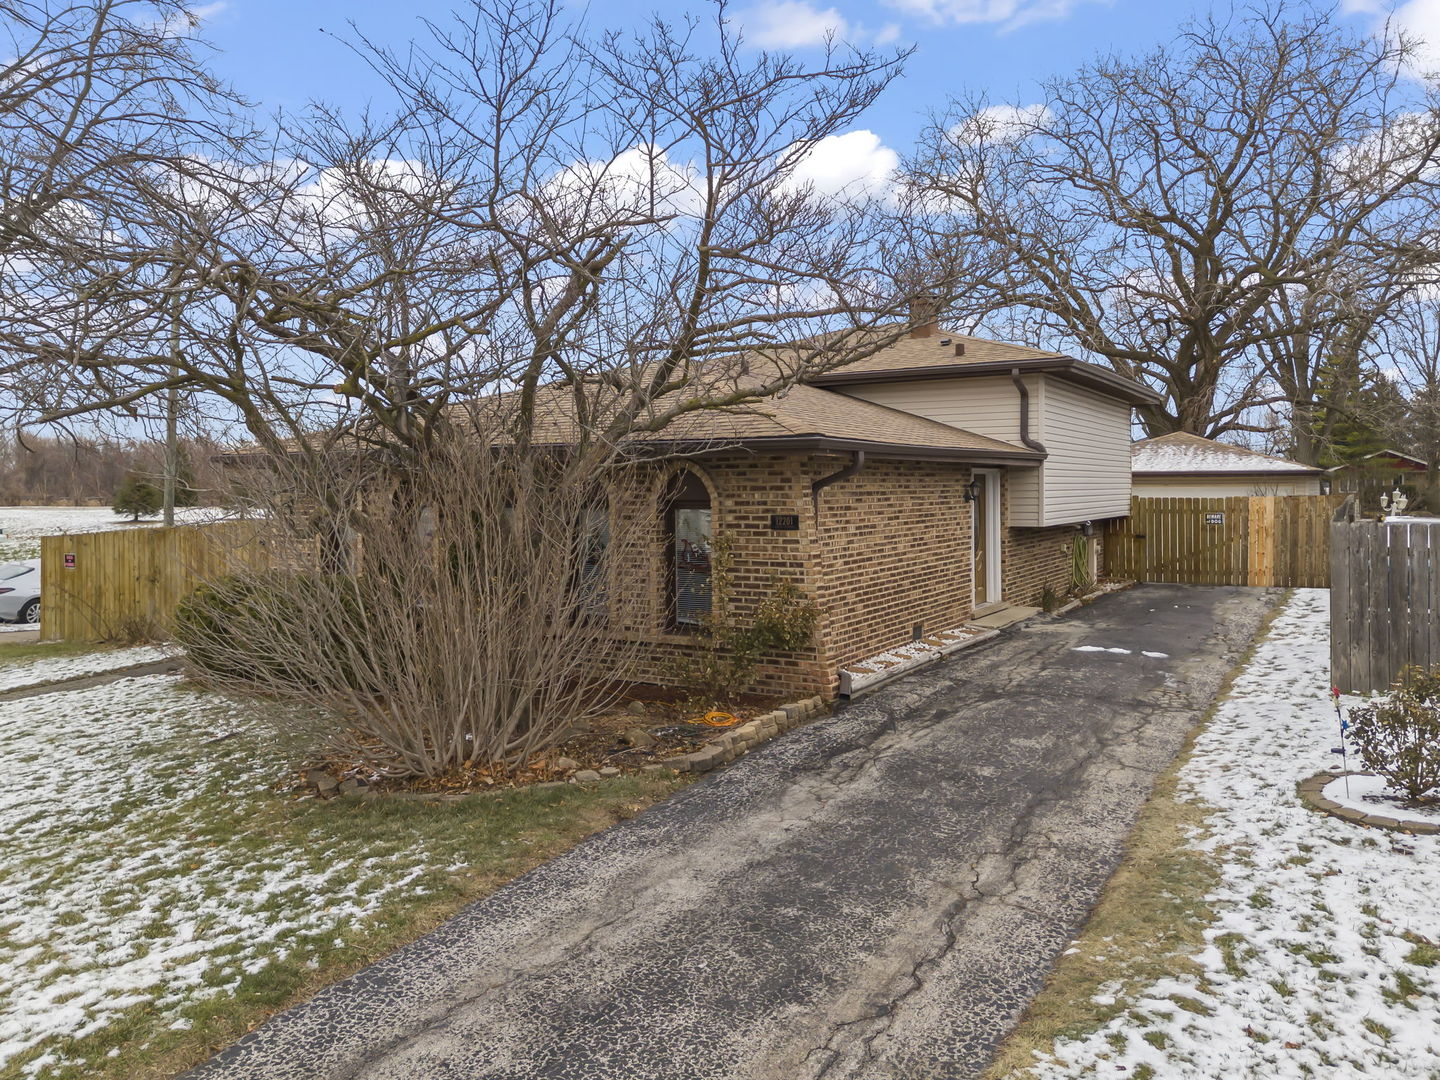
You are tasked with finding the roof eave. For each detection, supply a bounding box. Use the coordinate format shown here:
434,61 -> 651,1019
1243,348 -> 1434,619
1134,467 -> 1324,478
810,356 -> 1162,406
625,433 -> 1044,465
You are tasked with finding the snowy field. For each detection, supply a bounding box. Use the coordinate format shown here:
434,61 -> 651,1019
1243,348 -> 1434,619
0,645 -> 173,692
0,506 -> 229,562
0,673 -> 465,1078
1030,589 -> 1440,1078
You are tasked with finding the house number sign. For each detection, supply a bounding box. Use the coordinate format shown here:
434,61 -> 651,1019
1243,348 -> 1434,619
1205,512 -> 1225,525
769,514 -> 800,531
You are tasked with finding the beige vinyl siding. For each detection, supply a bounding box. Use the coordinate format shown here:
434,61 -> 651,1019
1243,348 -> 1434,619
1035,379 -> 1134,524
838,375 -> 1044,525
1133,474 -> 1323,498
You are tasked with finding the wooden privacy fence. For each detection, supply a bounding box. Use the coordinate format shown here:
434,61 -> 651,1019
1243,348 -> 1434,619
1331,505 -> 1440,694
1104,495 -> 1347,587
40,521 -> 265,642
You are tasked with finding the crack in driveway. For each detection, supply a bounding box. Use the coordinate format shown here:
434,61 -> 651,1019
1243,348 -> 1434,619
182,585 -> 1276,1080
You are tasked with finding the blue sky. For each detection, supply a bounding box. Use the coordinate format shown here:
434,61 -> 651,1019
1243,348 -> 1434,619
193,0 -> 1412,162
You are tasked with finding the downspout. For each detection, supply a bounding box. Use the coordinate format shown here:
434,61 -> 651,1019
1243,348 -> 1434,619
1011,367 -> 1047,455
812,450 -> 866,516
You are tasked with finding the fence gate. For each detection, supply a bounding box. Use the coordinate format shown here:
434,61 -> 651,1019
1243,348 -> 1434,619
1104,495 -> 1345,588
1331,503 -> 1440,694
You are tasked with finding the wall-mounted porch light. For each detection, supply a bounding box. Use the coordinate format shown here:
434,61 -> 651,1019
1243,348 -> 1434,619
962,477 -> 981,503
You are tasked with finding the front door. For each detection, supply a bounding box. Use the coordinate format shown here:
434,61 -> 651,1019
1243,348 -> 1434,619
972,469 -> 1002,607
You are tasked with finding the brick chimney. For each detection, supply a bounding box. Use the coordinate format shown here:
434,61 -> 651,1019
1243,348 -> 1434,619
908,295 -> 940,338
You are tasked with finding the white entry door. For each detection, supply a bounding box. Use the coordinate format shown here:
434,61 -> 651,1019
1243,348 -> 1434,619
972,469 -> 1002,607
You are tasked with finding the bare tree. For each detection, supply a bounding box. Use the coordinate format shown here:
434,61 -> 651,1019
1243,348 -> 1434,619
0,0 -> 236,254
1374,294 -> 1440,508
0,0 -> 255,502
21,0 -> 934,777
23,1 -> 921,461
908,5 -> 1440,443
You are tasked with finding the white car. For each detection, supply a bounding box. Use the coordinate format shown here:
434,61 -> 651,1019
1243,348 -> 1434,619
0,560 -> 40,624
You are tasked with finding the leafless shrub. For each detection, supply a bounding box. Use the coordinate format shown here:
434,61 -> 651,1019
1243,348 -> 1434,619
175,432 -> 651,778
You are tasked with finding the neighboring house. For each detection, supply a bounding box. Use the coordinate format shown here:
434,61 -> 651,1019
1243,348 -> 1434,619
583,316 -> 1159,698
1325,449 -> 1429,509
1131,432 -> 1324,497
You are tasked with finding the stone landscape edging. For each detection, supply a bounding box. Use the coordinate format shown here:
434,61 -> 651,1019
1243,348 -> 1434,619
1297,770 -> 1440,835
658,694 -> 828,775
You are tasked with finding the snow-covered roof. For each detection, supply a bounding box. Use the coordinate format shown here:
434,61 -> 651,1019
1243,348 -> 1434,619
1132,432 -> 1321,476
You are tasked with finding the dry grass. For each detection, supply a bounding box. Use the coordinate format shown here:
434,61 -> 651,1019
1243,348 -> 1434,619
0,639 -> 110,666
984,592 -> 1291,1079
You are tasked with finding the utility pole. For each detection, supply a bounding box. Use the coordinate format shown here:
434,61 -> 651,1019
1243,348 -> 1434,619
163,267 -> 180,527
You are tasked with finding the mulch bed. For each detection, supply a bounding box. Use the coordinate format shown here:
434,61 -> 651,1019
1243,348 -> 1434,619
299,685 -> 785,797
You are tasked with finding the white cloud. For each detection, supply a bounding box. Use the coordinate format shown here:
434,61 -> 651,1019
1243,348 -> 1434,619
884,0 -> 1103,32
735,2 -> 908,48
1391,0 -> 1440,76
949,102 -> 1053,144
1347,0 -> 1440,77
738,1 -> 851,47
156,1 -> 227,37
533,145 -> 704,231
774,129 -> 899,202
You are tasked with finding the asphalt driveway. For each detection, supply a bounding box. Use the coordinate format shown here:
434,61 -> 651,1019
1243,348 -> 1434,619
185,584 -> 1275,1080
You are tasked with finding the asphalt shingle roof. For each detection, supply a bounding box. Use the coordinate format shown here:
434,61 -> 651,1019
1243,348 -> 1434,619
1131,432 -> 1320,475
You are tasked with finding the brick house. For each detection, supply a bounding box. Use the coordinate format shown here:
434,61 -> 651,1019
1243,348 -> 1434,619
594,317 -> 1159,699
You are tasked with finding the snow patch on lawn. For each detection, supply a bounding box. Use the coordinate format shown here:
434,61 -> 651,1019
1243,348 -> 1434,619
0,646 -> 173,692
1323,774 -> 1440,828
1030,589 -> 1440,1078
0,674 -> 457,1076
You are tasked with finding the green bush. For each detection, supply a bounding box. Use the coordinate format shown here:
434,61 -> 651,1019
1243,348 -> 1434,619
1348,665 -> 1440,802
174,573 -> 369,691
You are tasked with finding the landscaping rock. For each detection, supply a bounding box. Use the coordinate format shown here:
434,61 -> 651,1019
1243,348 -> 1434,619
338,778 -> 365,797
598,766 -> 621,778
305,770 -> 340,797
640,764 -> 673,775
626,700 -> 649,716
572,769 -> 602,783
554,756 -> 582,772
623,727 -> 657,749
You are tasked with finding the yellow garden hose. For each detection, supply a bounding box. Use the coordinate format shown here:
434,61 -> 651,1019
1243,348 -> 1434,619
688,710 -> 742,727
